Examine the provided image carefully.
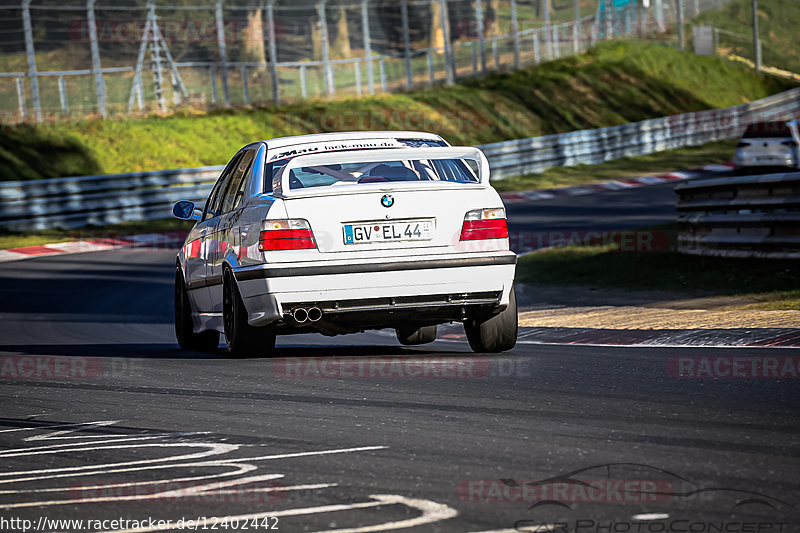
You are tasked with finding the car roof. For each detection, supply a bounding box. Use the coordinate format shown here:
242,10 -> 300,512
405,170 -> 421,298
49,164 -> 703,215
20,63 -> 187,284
262,131 -> 446,151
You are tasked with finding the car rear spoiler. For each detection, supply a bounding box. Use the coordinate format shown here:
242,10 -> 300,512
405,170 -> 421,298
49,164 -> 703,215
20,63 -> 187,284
273,146 -> 491,196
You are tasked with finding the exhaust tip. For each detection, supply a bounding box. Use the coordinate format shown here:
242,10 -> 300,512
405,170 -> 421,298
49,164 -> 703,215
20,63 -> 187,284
307,307 -> 322,322
292,308 -> 308,323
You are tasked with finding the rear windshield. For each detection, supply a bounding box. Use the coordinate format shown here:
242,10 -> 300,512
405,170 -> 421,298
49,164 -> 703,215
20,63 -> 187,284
742,122 -> 793,138
268,157 -> 479,191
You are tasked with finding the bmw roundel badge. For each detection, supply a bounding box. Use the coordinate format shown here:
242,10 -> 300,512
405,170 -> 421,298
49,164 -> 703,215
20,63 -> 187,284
381,194 -> 395,208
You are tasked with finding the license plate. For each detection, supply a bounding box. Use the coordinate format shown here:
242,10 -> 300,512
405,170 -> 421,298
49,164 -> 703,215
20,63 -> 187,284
343,220 -> 433,244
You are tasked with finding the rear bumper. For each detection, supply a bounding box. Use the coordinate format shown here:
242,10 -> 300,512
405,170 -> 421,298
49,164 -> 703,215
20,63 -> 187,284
232,253 -> 517,327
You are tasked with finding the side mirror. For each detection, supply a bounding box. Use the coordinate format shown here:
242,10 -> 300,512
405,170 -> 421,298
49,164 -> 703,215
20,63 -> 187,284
172,200 -> 202,221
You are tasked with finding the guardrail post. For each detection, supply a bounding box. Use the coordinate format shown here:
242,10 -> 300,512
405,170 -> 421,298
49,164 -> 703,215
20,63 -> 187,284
510,0 -> 520,70
379,57 -> 387,91
475,0 -> 486,73
361,0 -> 374,95
318,0 -> 334,96
15,77 -> 26,121
21,0 -> 41,123
215,0 -> 230,107
401,0 -> 413,90
58,76 -> 68,114
266,0 -> 280,104
87,0 -> 107,118
427,50 -> 434,83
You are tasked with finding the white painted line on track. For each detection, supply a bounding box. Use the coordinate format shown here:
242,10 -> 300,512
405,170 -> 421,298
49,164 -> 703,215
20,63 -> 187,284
0,442 -> 238,481
223,445 -> 389,463
0,474 -> 285,509
102,494 -> 458,533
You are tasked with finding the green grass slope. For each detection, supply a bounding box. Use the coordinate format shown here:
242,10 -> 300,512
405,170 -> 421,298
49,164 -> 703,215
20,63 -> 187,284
0,41 -> 794,180
691,0 -> 800,75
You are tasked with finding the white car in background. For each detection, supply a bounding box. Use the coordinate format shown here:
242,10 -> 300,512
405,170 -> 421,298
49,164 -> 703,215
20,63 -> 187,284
172,131 -> 517,357
734,120 -> 800,173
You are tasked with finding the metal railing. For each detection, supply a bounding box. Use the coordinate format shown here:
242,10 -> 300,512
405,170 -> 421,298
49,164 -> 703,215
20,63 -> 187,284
2,86 -> 799,232
675,172 -> 800,259
0,0 -> 720,123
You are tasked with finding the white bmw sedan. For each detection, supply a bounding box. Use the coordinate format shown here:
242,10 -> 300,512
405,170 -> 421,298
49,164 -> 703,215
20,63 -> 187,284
172,131 -> 517,357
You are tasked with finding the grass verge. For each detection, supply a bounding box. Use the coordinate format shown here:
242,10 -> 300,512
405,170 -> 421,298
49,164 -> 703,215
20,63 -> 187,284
0,218 -> 191,251
515,235 -> 800,310
491,139 -> 737,192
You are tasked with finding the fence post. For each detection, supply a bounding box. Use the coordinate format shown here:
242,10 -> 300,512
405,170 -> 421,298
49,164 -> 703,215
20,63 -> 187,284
361,0 -> 374,94
379,57 -> 387,91
475,0 -> 486,72
676,0 -> 684,50
533,31 -> 540,63
354,60 -> 362,96
241,66 -> 250,104
318,0 -> 334,96
439,0 -> 455,83
87,0 -> 107,118
510,0 -> 520,70
427,50 -> 434,83
266,0 -> 280,104
152,6 -> 165,112
21,0 -> 40,122
573,0 -> 580,52
215,0 -> 230,107
15,77 -> 26,121
553,25 -> 559,57
299,65 -> 308,98
58,76 -> 68,114
401,0 -> 413,90
544,0 -> 552,58
210,65 -> 218,104
492,40 -> 499,68
654,0 -> 665,32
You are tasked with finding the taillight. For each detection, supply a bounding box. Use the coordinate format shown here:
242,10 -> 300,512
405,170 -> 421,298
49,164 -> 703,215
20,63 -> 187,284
737,141 -> 751,148
259,219 -> 317,251
460,208 -> 508,241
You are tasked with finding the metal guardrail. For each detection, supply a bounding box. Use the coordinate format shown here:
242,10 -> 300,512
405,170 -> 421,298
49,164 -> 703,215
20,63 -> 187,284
2,87 -> 799,232
675,171 -> 800,259
482,87 -> 800,179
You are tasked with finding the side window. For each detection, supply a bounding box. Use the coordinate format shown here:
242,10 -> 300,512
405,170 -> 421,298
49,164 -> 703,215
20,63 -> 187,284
204,153 -> 242,221
222,150 -> 256,213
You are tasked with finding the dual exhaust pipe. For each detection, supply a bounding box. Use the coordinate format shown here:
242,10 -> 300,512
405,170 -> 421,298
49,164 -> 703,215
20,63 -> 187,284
289,306 -> 322,324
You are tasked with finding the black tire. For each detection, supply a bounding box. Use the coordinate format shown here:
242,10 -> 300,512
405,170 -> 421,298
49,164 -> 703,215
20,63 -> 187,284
396,325 -> 437,345
175,268 -> 220,352
464,286 -> 518,353
223,270 -> 276,358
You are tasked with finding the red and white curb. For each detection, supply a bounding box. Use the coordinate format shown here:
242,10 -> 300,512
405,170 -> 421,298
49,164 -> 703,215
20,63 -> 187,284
499,162 -> 734,203
0,232 -> 188,264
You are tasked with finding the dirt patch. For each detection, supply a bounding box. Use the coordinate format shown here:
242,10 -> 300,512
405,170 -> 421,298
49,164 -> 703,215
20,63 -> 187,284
517,283 -> 800,329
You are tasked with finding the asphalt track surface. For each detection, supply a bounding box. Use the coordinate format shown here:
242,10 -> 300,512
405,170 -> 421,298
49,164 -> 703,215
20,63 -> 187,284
1,183 -> 799,532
